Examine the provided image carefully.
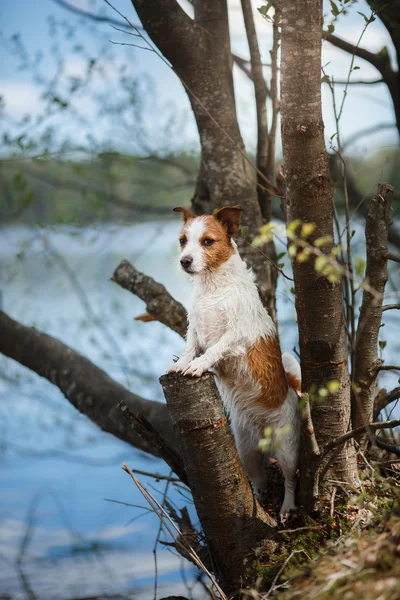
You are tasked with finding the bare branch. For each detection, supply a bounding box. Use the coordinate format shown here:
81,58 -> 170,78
324,31 -> 392,75
374,387 -> 400,420
50,0 -> 145,31
266,2 -> 281,193
382,303 -> 400,312
112,260 -> 187,338
374,437 -> 400,457
327,78 -> 385,85
378,365 -> 400,371
387,252 -> 400,264
241,0 -> 270,219
323,419 -> 400,456
0,310 -> 178,457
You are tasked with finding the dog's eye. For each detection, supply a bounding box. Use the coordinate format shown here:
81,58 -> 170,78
179,237 -> 187,246
203,238 -> 215,247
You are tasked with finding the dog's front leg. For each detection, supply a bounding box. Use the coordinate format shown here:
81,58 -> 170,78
167,323 -> 199,374
183,331 -> 241,377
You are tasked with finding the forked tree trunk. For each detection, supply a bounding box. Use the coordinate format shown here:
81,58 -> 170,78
160,373 -> 277,592
131,0 -> 277,320
280,0 -> 359,508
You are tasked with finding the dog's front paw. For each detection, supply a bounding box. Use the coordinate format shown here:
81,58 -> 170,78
183,357 -> 209,378
167,357 -> 191,374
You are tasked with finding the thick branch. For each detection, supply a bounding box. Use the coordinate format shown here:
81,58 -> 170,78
324,31 -> 392,75
112,260 -> 187,338
374,387 -> 400,420
323,419 -> 400,456
387,252 -> 400,264
374,436 -> 400,457
0,310 -> 178,457
160,372 -> 277,591
352,183 -> 393,446
131,0 -> 205,71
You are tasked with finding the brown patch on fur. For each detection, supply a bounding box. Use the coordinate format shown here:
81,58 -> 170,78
286,372 -> 301,393
200,215 -> 235,270
173,206 -> 195,222
246,336 -> 288,409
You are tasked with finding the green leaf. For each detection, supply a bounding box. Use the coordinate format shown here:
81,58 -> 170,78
379,340 -> 387,350
353,66 -> 360,71
330,0 -> 339,17
241,225 -> 249,239
276,252 -> 286,260
327,23 -> 335,35
357,11 -> 369,22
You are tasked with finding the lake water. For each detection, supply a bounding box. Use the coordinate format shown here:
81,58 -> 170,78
0,220 -> 399,599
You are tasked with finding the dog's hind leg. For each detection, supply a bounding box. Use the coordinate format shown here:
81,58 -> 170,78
233,421 -> 268,495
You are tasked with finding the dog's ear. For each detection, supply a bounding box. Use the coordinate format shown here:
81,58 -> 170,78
214,205 -> 243,236
173,206 -> 195,222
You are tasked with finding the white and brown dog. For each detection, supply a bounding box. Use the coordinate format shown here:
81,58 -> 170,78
168,205 -> 300,516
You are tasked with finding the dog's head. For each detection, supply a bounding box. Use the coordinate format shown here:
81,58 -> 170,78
173,206 -> 243,275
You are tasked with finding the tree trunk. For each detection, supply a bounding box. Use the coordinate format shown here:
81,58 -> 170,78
352,183 -> 393,447
131,0 -> 278,320
280,0 -> 359,509
160,372 -> 277,592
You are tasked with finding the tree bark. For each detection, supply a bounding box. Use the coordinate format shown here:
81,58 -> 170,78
160,372 -> 277,592
112,260 -> 188,338
0,310 -> 179,458
280,0 -> 359,509
352,183 -> 394,446
131,0 -> 278,320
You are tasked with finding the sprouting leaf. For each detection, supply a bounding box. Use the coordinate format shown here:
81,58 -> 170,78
353,66 -> 360,71
327,380 -> 340,393
296,251 -> 309,263
277,252 -> 286,260
327,23 -> 335,35
241,225 -> 249,239
330,0 -> 340,17
355,257 -> 366,276
315,256 -> 329,272
379,340 -> 387,350
287,219 -> 301,235
314,235 -> 333,248
301,222 -> 316,239
290,287 -> 295,295
357,11 -> 369,22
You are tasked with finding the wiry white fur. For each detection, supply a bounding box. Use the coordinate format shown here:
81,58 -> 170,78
168,234 -> 300,517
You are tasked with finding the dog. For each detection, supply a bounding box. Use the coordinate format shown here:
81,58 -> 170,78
168,205 -> 301,517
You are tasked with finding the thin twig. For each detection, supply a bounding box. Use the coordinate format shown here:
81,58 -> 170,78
121,463 -> 227,600
265,550 -> 313,597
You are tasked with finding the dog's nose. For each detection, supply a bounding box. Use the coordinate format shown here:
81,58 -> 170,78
180,256 -> 193,269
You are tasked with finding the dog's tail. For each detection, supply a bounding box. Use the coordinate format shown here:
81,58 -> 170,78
282,352 -> 301,395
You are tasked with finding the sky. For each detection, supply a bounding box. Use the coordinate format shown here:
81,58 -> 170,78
0,0 -> 399,159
